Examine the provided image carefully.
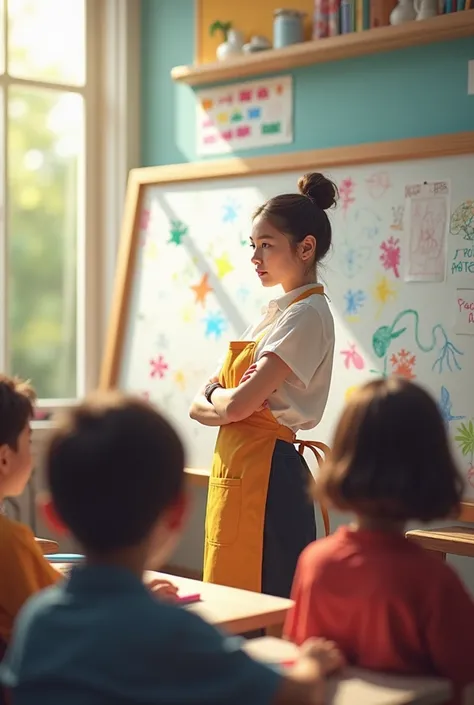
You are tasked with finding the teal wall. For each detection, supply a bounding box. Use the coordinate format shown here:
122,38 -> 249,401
141,0 -> 474,167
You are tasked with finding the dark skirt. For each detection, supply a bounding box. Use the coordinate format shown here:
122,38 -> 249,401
261,439 -> 317,599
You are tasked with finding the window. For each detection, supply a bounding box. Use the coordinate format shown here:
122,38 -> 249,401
0,0 -> 140,404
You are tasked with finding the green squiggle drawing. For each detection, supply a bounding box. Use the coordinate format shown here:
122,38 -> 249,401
372,309 -> 463,375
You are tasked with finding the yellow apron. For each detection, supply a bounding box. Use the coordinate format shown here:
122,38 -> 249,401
203,285 -> 330,593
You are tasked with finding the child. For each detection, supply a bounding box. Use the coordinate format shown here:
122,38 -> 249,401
284,377 -> 474,701
0,375 -> 60,647
1,392 -> 344,705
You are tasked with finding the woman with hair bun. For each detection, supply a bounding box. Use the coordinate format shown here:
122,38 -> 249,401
190,173 -> 337,598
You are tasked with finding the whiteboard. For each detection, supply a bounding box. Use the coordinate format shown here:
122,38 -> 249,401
114,153 -> 474,500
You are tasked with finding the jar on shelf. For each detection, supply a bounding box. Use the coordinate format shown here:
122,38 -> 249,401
273,9 -> 306,49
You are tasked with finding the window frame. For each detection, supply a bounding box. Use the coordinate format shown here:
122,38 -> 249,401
0,0 -> 140,412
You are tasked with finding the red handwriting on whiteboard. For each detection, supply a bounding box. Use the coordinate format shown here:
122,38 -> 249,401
239,90 -> 252,102
257,87 -> 269,99
457,298 -> 474,323
236,125 -> 251,138
221,130 -> 233,141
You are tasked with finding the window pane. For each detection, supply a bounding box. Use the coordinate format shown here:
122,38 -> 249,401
8,0 -> 85,85
8,86 -> 84,399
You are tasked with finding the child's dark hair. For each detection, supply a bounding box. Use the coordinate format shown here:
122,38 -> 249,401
46,392 -> 185,553
0,374 -> 36,449
253,172 -> 338,267
315,377 -> 463,523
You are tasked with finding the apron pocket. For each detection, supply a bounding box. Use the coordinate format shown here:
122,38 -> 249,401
205,477 -> 241,547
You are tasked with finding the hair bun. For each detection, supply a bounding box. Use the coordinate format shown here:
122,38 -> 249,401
298,172 -> 338,211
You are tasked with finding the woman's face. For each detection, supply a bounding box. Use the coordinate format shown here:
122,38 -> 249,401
250,215 -> 310,292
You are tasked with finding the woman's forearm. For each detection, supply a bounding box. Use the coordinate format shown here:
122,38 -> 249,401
189,394 -> 231,427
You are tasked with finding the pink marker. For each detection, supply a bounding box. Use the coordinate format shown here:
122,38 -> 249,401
177,592 -> 201,605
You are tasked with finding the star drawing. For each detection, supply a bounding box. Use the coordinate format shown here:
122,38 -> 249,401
150,355 -> 168,379
168,219 -> 188,246
191,272 -> 213,307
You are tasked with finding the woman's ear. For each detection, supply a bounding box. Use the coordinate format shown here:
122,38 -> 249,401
299,234 -> 316,262
37,492 -> 69,536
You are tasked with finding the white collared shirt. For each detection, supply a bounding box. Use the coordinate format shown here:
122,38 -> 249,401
242,284 -> 335,432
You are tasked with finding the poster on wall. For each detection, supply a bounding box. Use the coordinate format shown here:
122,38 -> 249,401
454,288 -> 474,336
196,75 -> 293,156
404,180 -> 451,284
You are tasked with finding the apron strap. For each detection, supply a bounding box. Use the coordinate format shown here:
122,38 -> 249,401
296,439 -> 331,537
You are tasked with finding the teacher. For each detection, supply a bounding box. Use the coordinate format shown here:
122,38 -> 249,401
189,172 -> 337,598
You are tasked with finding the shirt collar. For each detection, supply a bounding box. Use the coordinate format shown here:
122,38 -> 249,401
270,283 -> 323,312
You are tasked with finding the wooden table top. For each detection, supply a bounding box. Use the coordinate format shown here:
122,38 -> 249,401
146,571 -> 293,634
243,638 -> 452,705
54,564 -> 293,634
406,526 -> 474,558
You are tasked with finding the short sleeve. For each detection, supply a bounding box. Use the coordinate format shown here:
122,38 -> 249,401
259,304 -> 330,388
1,522 -> 60,629
159,610 -> 282,705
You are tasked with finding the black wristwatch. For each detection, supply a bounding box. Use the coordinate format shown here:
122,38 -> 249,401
204,382 -> 222,404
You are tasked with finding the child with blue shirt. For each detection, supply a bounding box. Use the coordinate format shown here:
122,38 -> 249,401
0,391 -> 343,705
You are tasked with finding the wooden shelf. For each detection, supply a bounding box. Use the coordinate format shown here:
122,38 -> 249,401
171,12 -> 474,86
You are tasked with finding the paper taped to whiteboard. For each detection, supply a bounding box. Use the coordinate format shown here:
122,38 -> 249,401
454,289 -> 474,336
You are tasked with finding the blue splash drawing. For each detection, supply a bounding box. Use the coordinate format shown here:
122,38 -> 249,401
204,311 -> 227,340
354,207 -> 382,241
339,242 -> 372,278
222,199 -> 240,224
438,386 -> 465,427
237,286 -> 250,300
344,289 -> 366,316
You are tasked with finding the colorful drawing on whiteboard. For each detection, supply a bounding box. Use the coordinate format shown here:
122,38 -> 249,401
168,220 -> 188,246
173,370 -> 186,390
181,304 -> 196,324
366,171 -> 391,199
455,422 -> 474,483
340,343 -> 365,370
339,241 -> 372,278
214,252 -> 234,279
390,349 -> 416,380
339,177 -> 356,215
371,309 -> 463,376
237,285 -> 250,301
450,200 -> 474,241
203,311 -> 227,339
344,386 -> 358,401
191,273 -> 213,307
353,207 -> 382,240
344,289 -> 366,319
380,237 -> 401,278
140,208 -> 150,231
390,206 -> 404,231
150,354 -> 169,379
222,199 -> 240,224
372,275 -> 398,317
144,239 -> 158,261
438,386 -> 465,427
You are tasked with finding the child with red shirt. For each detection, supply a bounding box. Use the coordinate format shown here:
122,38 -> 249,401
284,378 -> 474,702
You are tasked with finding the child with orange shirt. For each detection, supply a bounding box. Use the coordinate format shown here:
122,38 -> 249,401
284,378 -> 474,702
0,375 -> 60,647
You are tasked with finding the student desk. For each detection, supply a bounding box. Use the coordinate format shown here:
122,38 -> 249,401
146,571 -> 293,634
243,638 -> 453,705
54,564 -> 293,634
405,526 -> 474,560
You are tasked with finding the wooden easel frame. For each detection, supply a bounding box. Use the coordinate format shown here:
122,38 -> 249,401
99,130 -> 474,521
